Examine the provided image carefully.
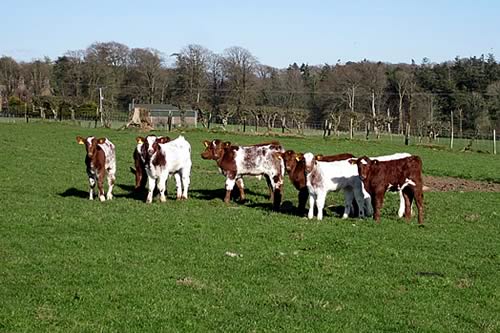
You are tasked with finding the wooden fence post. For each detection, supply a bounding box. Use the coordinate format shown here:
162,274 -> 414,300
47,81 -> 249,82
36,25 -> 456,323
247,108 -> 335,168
450,110 -> 454,150
494,129 -> 497,155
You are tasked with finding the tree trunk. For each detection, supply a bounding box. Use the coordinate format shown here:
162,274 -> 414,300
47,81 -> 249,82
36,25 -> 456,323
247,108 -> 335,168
349,117 -> 354,140
371,91 -> 379,139
450,110 -> 454,149
458,108 -> 463,138
387,108 -> 392,140
398,92 -> 404,135
404,122 -> 410,145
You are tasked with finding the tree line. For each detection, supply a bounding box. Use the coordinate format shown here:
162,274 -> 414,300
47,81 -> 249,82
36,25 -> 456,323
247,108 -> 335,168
1,41 -> 499,137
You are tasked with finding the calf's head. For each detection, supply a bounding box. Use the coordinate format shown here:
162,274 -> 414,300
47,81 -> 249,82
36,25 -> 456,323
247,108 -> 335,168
201,139 -> 230,160
281,150 -> 301,173
136,135 -> 170,161
302,153 -> 328,173
76,136 -> 106,159
352,156 -> 376,181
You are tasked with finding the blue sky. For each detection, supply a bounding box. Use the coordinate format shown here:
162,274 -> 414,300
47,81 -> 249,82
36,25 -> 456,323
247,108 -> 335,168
1,0 -> 498,68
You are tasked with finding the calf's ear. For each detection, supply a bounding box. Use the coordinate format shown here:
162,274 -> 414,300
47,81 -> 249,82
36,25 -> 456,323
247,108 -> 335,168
203,140 -> 210,147
136,136 -> 145,144
158,137 -> 169,144
349,158 -> 357,165
316,154 -> 323,161
295,153 -> 304,161
76,136 -> 85,145
97,138 -> 106,144
224,141 -> 231,148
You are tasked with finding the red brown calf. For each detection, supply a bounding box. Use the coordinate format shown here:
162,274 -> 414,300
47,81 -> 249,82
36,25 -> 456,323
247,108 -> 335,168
355,155 -> 424,224
76,136 -> 116,201
201,139 -> 285,211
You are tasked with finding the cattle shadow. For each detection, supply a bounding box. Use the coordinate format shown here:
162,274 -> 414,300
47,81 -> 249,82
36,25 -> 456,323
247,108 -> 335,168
326,205 -> 350,218
189,187 -> 266,202
114,183 -> 147,201
244,200 -> 355,218
58,187 -> 88,199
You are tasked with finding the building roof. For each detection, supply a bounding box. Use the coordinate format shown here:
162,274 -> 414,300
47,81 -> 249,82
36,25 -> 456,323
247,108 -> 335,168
132,104 -> 197,117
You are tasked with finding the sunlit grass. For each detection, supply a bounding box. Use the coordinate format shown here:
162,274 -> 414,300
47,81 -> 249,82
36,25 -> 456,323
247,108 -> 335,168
0,122 -> 499,332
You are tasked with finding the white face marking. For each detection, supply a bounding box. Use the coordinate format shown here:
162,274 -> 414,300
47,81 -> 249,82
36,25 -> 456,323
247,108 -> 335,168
86,137 -> 94,145
146,136 -> 157,155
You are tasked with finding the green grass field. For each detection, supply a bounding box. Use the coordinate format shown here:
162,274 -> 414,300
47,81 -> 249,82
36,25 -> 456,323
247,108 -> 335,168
1,122 -> 499,332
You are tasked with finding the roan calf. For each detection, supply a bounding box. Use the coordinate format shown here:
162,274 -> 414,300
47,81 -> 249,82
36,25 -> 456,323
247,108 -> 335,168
136,135 -> 192,203
76,136 -> 116,201
201,139 -> 285,211
280,150 -> 354,215
354,155 -> 424,224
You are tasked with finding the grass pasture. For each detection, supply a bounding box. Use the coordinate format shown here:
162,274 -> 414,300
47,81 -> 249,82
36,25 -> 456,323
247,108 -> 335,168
0,122 -> 499,332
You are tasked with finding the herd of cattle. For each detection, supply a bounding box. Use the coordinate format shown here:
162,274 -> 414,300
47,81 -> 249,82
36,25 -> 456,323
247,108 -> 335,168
76,134 -> 424,224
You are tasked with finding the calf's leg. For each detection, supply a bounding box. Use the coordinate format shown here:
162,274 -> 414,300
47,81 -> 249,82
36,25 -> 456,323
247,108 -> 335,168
146,177 -> 156,204
415,187 -> 424,225
271,175 -> 283,211
181,170 -> 191,200
342,189 -> 354,219
315,191 -> 327,220
308,193 -> 316,219
297,188 -> 308,216
97,168 -> 106,202
106,170 -> 115,200
236,178 -> 245,202
224,176 -> 236,203
88,176 -> 96,200
158,175 -> 168,202
372,191 -> 385,223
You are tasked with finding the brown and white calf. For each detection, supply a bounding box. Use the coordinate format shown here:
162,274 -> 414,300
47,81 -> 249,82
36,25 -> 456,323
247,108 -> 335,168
302,152 -> 412,220
201,139 -> 285,211
302,152 -> 370,220
281,150 -> 354,215
136,135 -> 192,203
132,136 -> 171,191
76,136 -> 116,201
354,155 -> 424,224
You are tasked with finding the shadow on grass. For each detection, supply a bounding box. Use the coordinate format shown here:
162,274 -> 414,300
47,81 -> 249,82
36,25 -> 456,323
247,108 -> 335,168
189,187 -> 267,202
244,200 -> 304,216
58,187 -> 88,199
115,183 -> 146,201
326,205 -> 350,218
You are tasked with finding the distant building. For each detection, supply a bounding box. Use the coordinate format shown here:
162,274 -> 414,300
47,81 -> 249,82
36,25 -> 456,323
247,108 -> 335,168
129,103 -> 197,128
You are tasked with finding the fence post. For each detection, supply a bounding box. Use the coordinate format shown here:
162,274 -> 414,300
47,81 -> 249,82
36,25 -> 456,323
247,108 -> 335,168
24,103 -> 29,123
450,110 -> 454,150
494,129 -> 497,155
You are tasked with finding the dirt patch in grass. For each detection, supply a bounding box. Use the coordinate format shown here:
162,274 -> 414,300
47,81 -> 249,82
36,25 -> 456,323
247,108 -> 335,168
424,175 -> 500,192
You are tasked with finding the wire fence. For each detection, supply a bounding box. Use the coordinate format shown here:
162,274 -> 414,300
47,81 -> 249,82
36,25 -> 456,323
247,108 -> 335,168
1,108 -> 497,154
